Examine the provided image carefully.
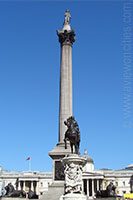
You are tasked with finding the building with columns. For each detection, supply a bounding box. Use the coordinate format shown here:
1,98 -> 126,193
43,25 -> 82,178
82,151 -> 133,198
0,156 -> 133,199
0,167 -> 52,198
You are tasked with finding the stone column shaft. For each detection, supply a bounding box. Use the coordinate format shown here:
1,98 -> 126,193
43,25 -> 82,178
97,179 -> 99,191
102,180 -> 104,190
59,44 -> 72,143
87,179 -> 90,197
57,27 -> 75,145
23,181 -> 25,191
36,182 -> 39,195
31,181 -> 34,191
92,179 -> 94,197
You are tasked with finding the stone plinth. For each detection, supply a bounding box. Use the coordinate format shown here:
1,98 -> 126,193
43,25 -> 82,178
41,181 -> 64,200
60,154 -> 87,200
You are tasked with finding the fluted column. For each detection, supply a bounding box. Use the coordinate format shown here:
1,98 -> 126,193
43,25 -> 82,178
87,179 -> 90,197
57,23 -> 75,144
23,181 -> 25,191
36,182 -> 39,195
92,179 -> 94,197
59,43 -> 72,143
31,181 -> 34,191
97,179 -> 99,191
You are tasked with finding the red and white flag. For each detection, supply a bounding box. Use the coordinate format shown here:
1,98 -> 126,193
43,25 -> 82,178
26,157 -> 31,171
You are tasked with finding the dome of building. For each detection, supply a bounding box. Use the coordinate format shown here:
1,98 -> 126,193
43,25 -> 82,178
83,149 -> 94,164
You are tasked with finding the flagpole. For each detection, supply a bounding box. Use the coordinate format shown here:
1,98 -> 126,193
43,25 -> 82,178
26,157 -> 31,171
29,159 -> 31,171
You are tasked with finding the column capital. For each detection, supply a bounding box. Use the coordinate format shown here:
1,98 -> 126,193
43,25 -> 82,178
57,30 -> 76,46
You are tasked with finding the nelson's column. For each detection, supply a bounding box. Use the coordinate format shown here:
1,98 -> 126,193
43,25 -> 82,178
49,10 -> 76,181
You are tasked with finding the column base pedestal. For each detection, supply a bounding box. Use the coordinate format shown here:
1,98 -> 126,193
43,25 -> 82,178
49,142 -> 71,159
59,193 -> 87,200
48,143 -> 71,181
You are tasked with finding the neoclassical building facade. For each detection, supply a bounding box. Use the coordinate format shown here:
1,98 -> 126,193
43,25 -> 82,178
0,166 -> 52,198
82,150 -> 133,198
0,151 -> 133,199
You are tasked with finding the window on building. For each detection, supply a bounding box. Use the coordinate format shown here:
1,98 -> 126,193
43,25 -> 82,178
41,182 -> 43,187
123,191 -> 126,194
116,182 -> 118,187
83,179 -> 87,195
123,181 -> 125,186
89,179 -> 92,197
94,180 -> 97,193
40,192 -> 43,195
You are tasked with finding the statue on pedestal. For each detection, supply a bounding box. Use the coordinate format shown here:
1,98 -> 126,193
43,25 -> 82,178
64,9 -> 71,25
4,183 -> 38,199
28,189 -> 38,199
64,116 -> 80,154
4,183 -> 26,198
96,182 -> 117,198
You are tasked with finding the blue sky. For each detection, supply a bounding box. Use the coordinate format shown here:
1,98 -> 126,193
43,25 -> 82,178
0,1 -> 133,172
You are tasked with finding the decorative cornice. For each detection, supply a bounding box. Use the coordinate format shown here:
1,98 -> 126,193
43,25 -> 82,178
57,29 -> 76,46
